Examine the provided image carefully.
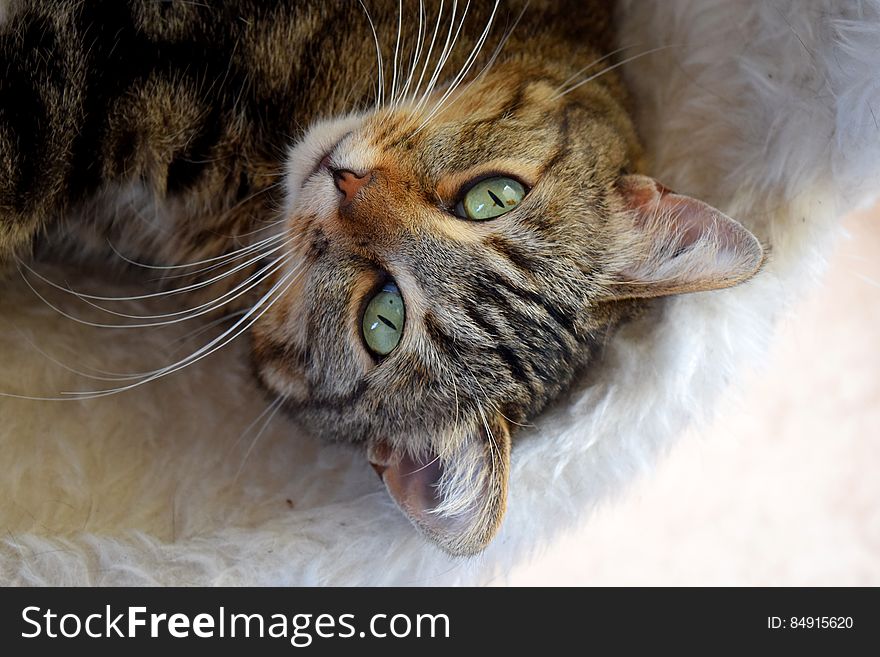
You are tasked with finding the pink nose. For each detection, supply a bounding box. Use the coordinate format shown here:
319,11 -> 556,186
331,168 -> 372,206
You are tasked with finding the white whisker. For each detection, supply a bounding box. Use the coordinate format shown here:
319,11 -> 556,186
357,0 -> 385,108
107,227 -> 287,273
228,396 -> 283,453
74,255 -> 284,326
56,260 -> 305,399
410,0 -> 445,103
0,319 -> 139,383
552,43 -> 636,95
412,0 -> 522,137
20,236 -> 291,306
74,238 -> 294,308
234,397 -> 284,480
415,0 -> 463,111
170,309 -> 247,347
451,372 -> 460,427
477,404 -> 500,474
406,452 -> 442,477
16,252 -> 291,333
390,0 -> 403,106
414,0 -> 498,133
552,44 -> 678,100
398,0 -> 426,104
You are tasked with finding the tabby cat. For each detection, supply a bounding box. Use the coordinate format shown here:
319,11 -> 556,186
0,0 -> 763,555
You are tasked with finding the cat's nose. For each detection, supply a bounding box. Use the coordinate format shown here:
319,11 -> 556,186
330,167 -> 372,206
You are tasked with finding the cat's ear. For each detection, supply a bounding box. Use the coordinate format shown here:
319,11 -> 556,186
604,174 -> 764,300
367,415 -> 510,556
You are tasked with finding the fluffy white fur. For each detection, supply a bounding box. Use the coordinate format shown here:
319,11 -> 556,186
1,0 -> 878,585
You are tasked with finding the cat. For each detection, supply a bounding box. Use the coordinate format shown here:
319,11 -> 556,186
0,0 -> 764,556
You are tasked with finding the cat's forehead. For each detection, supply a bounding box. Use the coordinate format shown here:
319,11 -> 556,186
360,71 -> 575,177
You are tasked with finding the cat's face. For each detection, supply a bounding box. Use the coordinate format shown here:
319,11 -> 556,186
251,61 -> 764,555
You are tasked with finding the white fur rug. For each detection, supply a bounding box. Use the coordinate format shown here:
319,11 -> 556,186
1,0 -> 878,585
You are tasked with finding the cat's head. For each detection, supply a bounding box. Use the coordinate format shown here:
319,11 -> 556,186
251,59 -> 764,556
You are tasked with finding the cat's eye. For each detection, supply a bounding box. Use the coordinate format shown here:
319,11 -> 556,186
456,176 -> 526,221
362,282 -> 405,356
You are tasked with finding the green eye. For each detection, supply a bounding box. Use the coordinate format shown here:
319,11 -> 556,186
457,176 -> 526,220
362,282 -> 405,356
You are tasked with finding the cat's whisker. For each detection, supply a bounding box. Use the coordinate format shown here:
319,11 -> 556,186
107,228 -> 287,278
477,405 -> 500,474
146,241 -> 283,283
413,0 -> 498,134
217,206 -> 292,241
56,261 -> 306,398
458,355 -> 523,433
484,406 -> 507,486
107,198 -> 289,275
19,235 -> 292,306
392,0 -> 421,108
457,346 -> 537,432
471,1 -> 527,79
397,0 -> 426,105
389,0 -> 403,107
552,44 -> 638,95
405,453 -> 442,478
411,0 -> 521,137
71,252 -> 291,326
16,251 -> 292,332
357,0 -> 385,108
437,0 -> 499,92
409,0 -> 445,105
227,395 -> 283,453
233,396 -> 284,481
170,309 -> 247,347
104,236 -> 293,309
152,180 -> 289,262
451,373 -> 460,429
430,401 -> 497,518
147,219 -> 292,282
121,176 -> 286,257
552,44 -> 679,100
498,414 -> 534,429
56,259 -> 299,383
2,250 -> 306,401
0,319 -> 146,383
415,0 -> 456,109
414,0 -> 464,112
6,307 -> 242,384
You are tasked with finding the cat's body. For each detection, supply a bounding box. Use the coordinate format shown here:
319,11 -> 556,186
0,0 -> 763,555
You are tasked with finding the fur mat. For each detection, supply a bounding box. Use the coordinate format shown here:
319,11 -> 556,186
1,0 -> 878,585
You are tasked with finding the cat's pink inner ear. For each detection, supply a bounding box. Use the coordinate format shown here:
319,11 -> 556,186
608,174 -> 764,299
367,417 -> 510,557
369,442 -> 444,520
